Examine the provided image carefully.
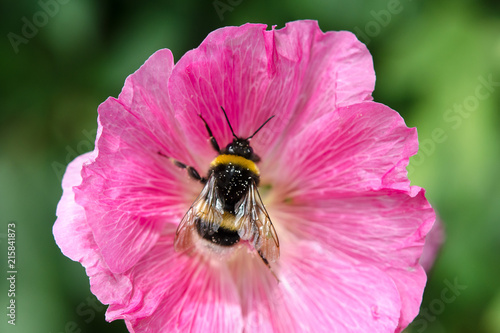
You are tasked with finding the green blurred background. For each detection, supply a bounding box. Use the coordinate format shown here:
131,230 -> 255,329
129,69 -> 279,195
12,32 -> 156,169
1,0 -> 499,332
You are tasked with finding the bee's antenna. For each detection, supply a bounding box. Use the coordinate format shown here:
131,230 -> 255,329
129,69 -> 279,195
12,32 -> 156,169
220,106 -> 238,139
247,115 -> 275,140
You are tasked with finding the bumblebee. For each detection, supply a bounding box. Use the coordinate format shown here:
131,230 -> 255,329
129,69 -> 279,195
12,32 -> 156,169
163,107 -> 279,269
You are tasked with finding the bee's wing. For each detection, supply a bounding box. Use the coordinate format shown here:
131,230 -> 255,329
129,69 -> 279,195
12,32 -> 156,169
174,175 -> 224,252
234,180 -> 280,262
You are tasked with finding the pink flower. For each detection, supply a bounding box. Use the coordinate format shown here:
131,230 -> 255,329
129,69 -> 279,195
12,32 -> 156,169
54,20 -> 436,332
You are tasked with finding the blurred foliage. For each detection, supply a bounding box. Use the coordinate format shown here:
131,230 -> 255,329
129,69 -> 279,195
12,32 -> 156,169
0,0 -> 499,332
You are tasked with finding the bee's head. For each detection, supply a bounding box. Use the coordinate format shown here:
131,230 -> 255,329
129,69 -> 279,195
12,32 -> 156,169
217,106 -> 275,161
225,139 -> 254,159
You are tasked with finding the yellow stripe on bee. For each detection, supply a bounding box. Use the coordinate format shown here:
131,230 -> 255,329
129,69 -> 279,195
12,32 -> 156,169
220,212 -> 237,230
210,154 -> 260,176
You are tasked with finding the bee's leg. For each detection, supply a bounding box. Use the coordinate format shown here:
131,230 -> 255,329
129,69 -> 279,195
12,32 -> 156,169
158,152 -> 207,184
258,250 -> 280,283
198,114 -> 220,153
249,153 -> 261,163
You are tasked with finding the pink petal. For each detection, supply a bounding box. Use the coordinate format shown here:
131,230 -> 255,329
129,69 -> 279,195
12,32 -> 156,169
234,241 -> 401,332
76,50 -> 203,274
267,102 -> 416,196
53,152 -> 133,305
54,152 -> 97,265
277,21 -> 374,109
273,188 -> 435,329
169,22 -> 285,165
419,217 -> 444,272
272,21 -> 375,142
266,100 -> 434,328
111,228 -> 243,333
389,265 -> 427,333
169,20 -> 374,163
